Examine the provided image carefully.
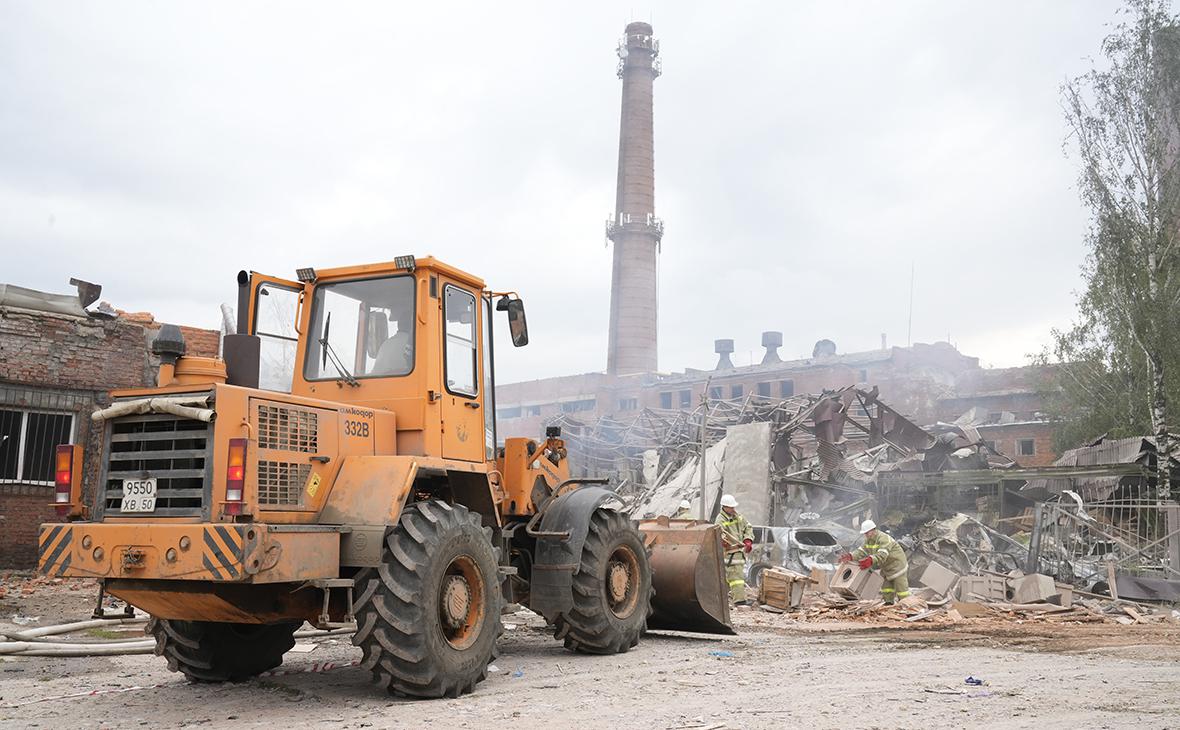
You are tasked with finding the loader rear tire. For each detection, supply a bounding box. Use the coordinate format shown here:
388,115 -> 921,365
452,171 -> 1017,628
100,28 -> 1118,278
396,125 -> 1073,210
352,500 -> 503,699
147,618 -> 298,682
555,509 -> 652,655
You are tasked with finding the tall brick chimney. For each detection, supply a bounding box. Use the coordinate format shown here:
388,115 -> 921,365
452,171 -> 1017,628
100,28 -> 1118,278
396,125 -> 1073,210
606,21 -> 662,375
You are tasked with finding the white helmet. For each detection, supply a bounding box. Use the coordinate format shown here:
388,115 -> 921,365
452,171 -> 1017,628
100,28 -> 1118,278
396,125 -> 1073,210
860,519 -> 877,534
720,494 -> 739,508
679,499 -> 691,510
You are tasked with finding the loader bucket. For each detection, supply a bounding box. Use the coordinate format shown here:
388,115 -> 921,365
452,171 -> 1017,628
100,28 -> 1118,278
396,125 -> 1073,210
638,517 -> 736,635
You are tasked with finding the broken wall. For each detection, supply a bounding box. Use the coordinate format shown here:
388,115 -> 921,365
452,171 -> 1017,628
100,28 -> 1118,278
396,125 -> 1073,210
722,421 -> 772,524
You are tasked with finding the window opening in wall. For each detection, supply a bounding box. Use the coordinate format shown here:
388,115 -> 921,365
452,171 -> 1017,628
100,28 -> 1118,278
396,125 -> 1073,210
709,387 -> 722,400
858,369 -> 868,382
1018,439 -> 1035,456
660,392 -> 673,409
0,409 -> 75,485
679,390 -> 692,408
757,382 -> 771,397
497,406 -> 522,419
560,398 -> 596,414
524,405 -> 542,417
983,440 -> 997,452
730,384 -> 743,399
619,398 -> 638,411
780,380 -> 794,397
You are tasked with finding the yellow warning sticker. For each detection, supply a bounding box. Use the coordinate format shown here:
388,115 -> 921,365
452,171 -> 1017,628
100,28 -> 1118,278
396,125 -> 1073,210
306,472 -> 322,498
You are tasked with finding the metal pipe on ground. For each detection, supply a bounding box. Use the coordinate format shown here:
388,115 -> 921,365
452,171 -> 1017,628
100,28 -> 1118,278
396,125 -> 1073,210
0,622 -> 358,658
2,616 -> 147,641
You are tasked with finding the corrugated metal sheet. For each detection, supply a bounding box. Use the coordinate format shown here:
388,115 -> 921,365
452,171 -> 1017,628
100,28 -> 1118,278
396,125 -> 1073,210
1025,436 -> 1155,501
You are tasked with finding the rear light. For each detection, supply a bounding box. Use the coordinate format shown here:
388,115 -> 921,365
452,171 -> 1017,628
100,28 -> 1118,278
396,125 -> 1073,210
53,445 -> 80,518
225,438 -> 247,516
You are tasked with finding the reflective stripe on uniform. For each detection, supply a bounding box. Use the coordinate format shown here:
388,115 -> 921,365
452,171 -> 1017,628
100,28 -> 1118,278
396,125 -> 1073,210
896,591 -> 910,598
884,567 -> 908,581
728,579 -> 745,588
880,587 -> 895,594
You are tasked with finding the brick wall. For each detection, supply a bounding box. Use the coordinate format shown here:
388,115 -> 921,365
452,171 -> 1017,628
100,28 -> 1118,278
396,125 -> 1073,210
0,308 -> 153,391
0,305 -> 218,568
976,422 -> 1057,467
0,491 -> 56,567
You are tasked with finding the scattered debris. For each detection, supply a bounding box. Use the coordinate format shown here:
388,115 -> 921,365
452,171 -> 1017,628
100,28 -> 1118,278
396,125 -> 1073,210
10,614 -> 40,626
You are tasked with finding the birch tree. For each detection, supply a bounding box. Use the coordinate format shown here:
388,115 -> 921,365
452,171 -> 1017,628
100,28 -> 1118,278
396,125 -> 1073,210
1047,0 -> 1180,500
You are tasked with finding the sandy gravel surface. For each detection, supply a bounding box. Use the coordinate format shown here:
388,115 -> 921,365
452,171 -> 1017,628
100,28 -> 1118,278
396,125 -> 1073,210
2,576 -> 1178,729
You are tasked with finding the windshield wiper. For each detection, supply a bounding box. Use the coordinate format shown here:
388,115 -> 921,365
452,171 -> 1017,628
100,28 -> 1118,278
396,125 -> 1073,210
319,313 -> 360,387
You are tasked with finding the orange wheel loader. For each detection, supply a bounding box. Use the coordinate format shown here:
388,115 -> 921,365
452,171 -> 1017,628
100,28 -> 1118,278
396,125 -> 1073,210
37,256 -> 732,698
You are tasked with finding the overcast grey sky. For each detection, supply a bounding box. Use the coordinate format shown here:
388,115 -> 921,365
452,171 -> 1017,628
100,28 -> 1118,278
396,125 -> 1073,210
0,2 -> 1124,384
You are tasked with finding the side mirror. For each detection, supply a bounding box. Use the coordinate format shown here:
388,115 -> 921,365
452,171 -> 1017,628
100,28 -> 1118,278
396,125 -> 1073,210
499,297 -> 529,347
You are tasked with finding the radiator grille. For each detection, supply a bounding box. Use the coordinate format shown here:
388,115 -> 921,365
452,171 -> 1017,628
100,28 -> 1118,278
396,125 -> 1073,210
103,414 -> 211,516
257,404 -> 318,453
257,460 -> 310,506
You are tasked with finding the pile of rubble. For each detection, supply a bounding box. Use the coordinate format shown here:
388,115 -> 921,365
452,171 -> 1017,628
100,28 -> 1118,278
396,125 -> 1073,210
753,562 -> 1179,627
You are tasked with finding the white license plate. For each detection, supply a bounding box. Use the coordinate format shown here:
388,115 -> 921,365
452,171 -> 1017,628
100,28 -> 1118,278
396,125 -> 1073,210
121,478 -> 157,512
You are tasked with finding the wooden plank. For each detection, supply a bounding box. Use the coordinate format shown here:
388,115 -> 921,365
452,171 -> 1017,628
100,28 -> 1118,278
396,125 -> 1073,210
987,602 -> 1073,613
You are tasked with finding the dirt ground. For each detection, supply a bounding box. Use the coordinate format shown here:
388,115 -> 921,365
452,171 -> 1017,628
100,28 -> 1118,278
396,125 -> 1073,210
2,575 -> 1179,729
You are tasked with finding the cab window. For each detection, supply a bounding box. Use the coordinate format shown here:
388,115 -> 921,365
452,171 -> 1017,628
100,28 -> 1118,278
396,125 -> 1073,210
254,283 -> 300,392
444,286 -> 477,397
304,276 -> 415,381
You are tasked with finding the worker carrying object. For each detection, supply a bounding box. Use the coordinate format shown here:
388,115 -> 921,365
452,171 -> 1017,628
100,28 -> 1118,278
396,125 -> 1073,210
715,494 -> 754,605
840,519 -> 910,604
673,499 -> 693,519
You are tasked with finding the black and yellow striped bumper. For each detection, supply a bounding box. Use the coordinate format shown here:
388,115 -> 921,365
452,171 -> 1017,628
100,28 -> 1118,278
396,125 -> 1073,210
36,522 -> 340,584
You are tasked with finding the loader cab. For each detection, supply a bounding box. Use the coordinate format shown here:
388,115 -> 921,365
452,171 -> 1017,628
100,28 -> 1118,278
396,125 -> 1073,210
241,257 -> 526,464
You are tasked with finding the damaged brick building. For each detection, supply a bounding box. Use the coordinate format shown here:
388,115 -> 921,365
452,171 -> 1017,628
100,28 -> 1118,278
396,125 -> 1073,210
497,337 -> 1057,469
0,282 -> 218,568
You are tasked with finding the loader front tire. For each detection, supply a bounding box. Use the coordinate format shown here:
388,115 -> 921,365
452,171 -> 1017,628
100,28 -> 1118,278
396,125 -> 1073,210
352,501 -> 502,699
147,618 -> 298,682
555,509 -> 652,654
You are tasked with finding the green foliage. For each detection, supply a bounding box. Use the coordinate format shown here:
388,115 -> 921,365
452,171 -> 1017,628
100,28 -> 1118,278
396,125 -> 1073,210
1044,0 -> 1180,461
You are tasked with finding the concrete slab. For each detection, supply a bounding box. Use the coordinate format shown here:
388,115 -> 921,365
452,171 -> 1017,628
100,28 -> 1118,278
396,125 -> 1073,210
951,599 -> 990,618
1052,583 -> 1074,609
722,422 -> 772,525
918,561 -> 959,597
1012,573 -> 1057,604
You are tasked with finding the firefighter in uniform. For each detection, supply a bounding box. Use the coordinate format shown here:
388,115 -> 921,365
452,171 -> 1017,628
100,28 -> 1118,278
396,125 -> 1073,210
715,494 -> 754,604
673,499 -> 693,519
841,519 -> 910,604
